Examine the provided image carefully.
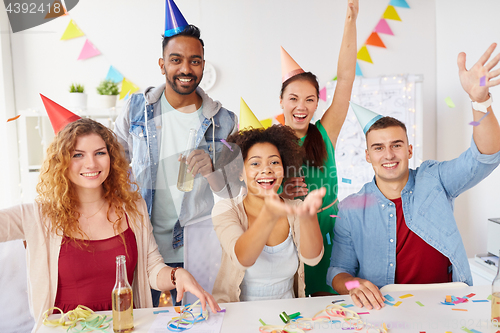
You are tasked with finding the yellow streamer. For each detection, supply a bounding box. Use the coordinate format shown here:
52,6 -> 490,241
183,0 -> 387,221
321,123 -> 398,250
42,305 -> 110,331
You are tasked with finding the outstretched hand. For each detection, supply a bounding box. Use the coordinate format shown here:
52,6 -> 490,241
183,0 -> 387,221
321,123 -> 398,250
263,192 -> 295,218
458,43 -> 500,102
174,268 -> 221,314
295,187 -> 327,217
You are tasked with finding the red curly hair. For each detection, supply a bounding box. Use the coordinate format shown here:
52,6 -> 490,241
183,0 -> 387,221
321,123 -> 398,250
36,118 -> 142,241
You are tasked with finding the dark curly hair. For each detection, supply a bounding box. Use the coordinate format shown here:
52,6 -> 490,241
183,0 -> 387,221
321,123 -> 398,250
215,125 -> 305,196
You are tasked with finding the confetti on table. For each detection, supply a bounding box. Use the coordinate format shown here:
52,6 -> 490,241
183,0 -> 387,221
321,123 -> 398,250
384,300 -> 395,306
441,302 -> 455,306
259,319 -> 266,326
326,232 -> 331,245
384,294 -> 395,302
446,295 -> 452,303
472,300 -> 489,302
466,293 -> 476,298
342,327 -> 355,330
445,97 -> 456,108
461,328 -> 473,333
357,312 -> 370,315
415,301 -> 424,307
220,139 -> 233,151
383,323 -> 388,331
7,115 -> 21,122
345,280 -> 360,290
488,294 -> 492,300
452,308 -> 468,311
342,178 -> 352,184
480,75 -> 486,86
393,301 -> 402,307
331,299 -> 345,304
469,111 -> 490,126
343,304 -> 354,308
218,309 -> 226,313
470,329 -> 482,333
399,294 -> 414,299
153,309 -> 169,314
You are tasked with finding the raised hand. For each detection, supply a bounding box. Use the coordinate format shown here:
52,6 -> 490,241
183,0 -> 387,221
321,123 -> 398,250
458,43 -> 500,102
347,0 -> 359,21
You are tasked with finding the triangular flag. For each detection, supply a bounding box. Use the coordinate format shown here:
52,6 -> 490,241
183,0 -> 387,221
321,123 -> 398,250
239,98 -> 263,131
355,62 -> 363,76
275,113 -> 285,125
123,91 -> 131,102
40,94 -> 81,134
390,0 -> 410,8
61,20 -> 84,40
357,45 -> 373,64
280,46 -> 304,83
332,76 -> 337,81
120,78 -> 140,100
374,19 -> 394,35
350,102 -> 383,134
78,39 -> 100,60
319,87 -> 327,102
383,5 -> 402,21
261,118 -> 273,129
106,66 -> 124,83
365,32 -> 386,48
44,0 -> 65,19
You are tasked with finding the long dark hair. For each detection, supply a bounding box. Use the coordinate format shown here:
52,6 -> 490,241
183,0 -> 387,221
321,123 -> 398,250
280,72 -> 327,167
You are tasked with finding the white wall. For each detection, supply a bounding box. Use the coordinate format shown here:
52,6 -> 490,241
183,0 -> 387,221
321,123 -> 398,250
436,0 -> 500,257
8,0 -> 437,159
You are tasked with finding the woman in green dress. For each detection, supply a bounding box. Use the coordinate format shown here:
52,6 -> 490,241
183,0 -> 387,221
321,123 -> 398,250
279,0 -> 358,296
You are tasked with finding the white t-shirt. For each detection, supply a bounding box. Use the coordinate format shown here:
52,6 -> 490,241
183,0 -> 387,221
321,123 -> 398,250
151,92 -> 205,263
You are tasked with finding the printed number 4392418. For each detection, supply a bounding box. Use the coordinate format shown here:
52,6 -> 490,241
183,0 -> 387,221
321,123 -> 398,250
5,2 -> 62,14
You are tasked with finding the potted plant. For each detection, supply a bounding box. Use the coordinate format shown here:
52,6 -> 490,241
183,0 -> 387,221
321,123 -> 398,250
96,79 -> 120,108
68,83 -> 87,110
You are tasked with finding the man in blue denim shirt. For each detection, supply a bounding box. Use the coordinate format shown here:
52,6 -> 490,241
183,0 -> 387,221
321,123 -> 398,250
328,43 -> 500,310
115,23 -> 237,306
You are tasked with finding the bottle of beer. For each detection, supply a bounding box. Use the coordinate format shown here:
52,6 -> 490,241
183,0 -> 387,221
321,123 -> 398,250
112,255 -> 134,333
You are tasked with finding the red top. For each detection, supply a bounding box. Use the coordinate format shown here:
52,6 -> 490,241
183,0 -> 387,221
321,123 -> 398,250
54,219 -> 138,312
392,197 -> 452,284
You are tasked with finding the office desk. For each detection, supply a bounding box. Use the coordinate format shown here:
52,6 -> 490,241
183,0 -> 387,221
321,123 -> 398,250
38,284 -> 497,333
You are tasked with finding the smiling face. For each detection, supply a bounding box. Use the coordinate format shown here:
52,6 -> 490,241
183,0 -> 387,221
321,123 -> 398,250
242,142 -> 284,197
280,79 -> 319,138
67,133 -> 110,194
365,126 -> 413,187
159,35 -> 204,96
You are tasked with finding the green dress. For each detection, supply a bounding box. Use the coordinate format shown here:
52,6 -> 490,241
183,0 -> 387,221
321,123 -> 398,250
299,120 -> 338,295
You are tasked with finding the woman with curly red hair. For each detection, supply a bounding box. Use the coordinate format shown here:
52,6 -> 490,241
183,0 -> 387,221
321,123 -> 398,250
0,118 -> 219,332
211,125 -> 325,302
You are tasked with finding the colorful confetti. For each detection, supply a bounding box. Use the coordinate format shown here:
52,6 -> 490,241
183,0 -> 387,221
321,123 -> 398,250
452,308 -> 468,311
416,301 -> 424,307
7,115 -> 21,122
472,300 -> 489,302
469,111 -> 490,126
384,300 -> 395,306
220,139 -> 233,151
480,75 -> 486,86
399,294 -> 414,299
326,232 -> 331,245
384,294 -> 395,302
357,312 -> 370,315
345,280 -> 360,290
445,97 -> 456,108
330,214 -> 340,218
488,294 -> 492,301
332,299 -> 345,304
393,301 -> 402,307
342,178 -> 352,184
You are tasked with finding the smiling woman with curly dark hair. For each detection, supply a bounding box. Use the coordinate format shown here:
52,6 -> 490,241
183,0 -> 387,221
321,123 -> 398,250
211,124 -> 326,303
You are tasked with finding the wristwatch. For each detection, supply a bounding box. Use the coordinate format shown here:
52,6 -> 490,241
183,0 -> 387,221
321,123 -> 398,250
471,93 -> 493,113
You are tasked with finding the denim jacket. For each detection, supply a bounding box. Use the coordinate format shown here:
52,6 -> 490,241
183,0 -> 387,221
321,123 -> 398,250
115,84 -> 238,227
327,139 -> 500,288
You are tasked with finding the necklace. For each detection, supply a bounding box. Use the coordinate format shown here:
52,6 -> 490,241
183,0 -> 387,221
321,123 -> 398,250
80,200 -> 107,220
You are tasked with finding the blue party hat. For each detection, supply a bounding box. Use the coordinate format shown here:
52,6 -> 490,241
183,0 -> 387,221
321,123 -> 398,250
164,0 -> 189,37
350,102 -> 383,134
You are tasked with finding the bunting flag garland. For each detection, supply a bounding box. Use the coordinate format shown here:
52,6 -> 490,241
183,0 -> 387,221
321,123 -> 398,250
260,118 -> 273,129
383,5 -> 402,21
275,113 -> 285,125
60,20 -> 84,40
365,32 -> 386,48
319,87 -> 327,101
390,0 -> 410,8
355,62 -> 363,76
120,78 -> 140,100
77,39 -> 101,60
374,19 -> 394,35
357,45 -> 373,64
44,0 -> 66,19
106,66 -> 124,83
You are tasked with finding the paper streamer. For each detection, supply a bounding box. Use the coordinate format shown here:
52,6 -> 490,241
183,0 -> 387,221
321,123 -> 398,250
7,115 -> 21,122
61,20 -> 84,40
78,39 -> 100,60
345,280 -> 360,290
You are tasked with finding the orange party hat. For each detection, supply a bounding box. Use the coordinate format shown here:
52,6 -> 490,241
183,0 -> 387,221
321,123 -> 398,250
280,46 -> 304,83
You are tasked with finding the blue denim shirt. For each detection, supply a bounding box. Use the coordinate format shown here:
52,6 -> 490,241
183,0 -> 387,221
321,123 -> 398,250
327,139 -> 500,289
115,84 -> 237,250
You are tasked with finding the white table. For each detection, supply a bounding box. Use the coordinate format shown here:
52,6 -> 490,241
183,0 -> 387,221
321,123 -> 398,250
38,284 -> 498,333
